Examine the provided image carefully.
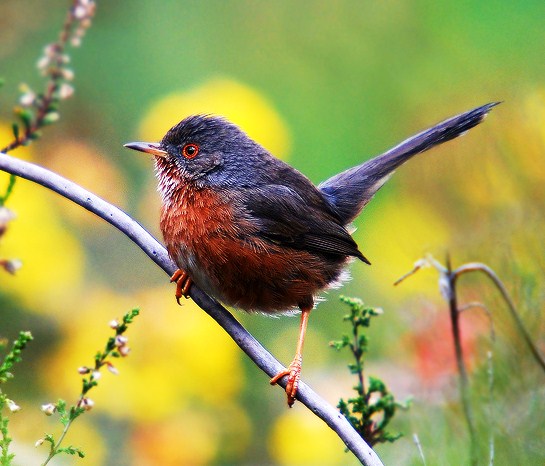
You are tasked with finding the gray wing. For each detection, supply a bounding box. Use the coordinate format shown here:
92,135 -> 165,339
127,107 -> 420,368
241,184 -> 370,263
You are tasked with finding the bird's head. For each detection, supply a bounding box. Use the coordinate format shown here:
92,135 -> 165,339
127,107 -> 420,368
125,115 -> 268,188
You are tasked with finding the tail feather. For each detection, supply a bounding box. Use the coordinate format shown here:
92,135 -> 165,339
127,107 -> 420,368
319,102 -> 500,224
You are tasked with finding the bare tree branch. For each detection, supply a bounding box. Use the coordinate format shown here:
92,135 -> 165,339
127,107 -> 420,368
444,259 -> 478,466
454,262 -> 545,373
0,151 -> 383,466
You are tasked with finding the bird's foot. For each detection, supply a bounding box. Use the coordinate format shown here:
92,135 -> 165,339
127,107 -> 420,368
170,269 -> 192,304
270,354 -> 302,407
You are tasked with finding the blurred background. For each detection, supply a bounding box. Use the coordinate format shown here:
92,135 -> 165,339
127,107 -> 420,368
1,1 -> 544,464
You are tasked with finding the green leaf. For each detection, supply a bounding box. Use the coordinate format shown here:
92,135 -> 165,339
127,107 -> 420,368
14,107 -> 33,130
56,399 -> 67,415
44,434 -> 55,446
58,445 -> 85,457
333,296 -> 408,446
42,112 -> 60,125
123,308 -> 140,324
367,376 -> 386,393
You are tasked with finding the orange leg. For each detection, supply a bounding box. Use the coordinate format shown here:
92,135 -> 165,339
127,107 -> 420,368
270,306 -> 311,407
170,269 -> 193,305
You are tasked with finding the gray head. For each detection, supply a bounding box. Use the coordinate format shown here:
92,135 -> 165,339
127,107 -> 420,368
125,115 -> 279,188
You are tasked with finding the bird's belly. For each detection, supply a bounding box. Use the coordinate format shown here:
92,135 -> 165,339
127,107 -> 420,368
176,237 -> 345,313
160,192 -> 346,313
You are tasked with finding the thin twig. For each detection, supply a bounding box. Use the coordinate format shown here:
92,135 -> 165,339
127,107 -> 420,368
42,421 -> 71,466
454,262 -> 545,373
486,350 -> 495,466
0,151 -> 383,466
1,0 -> 91,154
412,433 -> 427,466
398,255 -> 544,465
351,315 -> 366,398
458,301 -> 496,341
446,260 -> 478,466
393,258 -> 430,286
1,1 -> 94,208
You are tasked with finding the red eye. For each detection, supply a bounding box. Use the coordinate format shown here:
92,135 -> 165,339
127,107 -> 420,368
182,143 -> 199,159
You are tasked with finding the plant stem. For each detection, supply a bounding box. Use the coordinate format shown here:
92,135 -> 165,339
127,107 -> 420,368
0,175 -> 16,206
1,0 -> 79,154
42,418 -> 73,466
352,317 -> 365,397
454,262 -> 545,373
446,259 -> 478,466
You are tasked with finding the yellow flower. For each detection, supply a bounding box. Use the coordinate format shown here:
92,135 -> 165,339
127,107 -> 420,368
0,179 -> 84,313
9,408 -> 106,465
354,197 -> 449,296
137,78 -> 291,159
269,409 -> 346,465
43,287 -> 244,421
42,139 -> 128,226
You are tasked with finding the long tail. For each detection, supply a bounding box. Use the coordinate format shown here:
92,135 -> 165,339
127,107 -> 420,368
319,102 -> 500,224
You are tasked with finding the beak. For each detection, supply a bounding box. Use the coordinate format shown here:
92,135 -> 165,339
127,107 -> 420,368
124,141 -> 167,158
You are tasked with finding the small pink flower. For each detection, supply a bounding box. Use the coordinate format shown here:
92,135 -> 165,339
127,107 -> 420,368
41,403 -> 57,416
20,91 -> 36,107
2,259 -> 22,275
6,399 -> 21,413
59,83 -> 74,100
114,335 -> 128,347
78,397 -> 94,411
61,68 -> 74,81
106,362 -> 119,375
37,56 -> 50,71
70,37 -> 82,47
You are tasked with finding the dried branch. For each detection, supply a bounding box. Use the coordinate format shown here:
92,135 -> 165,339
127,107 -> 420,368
397,254 -> 545,466
0,150 -> 383,466
444,259 -> 478,466
458,302 -> 495,341
453,262 -> 545,373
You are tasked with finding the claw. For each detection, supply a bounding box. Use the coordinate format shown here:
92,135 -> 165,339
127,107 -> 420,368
170,269 -> 192,304
269,307 -> 311,407
270,355 -> 302,407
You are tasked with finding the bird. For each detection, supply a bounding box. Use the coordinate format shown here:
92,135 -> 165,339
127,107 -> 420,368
125,102 -> 498,407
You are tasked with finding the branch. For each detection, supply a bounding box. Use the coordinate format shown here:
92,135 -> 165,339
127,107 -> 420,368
454,262 -> 545,373
0,151 -> 383,466
444,260 -> 478,466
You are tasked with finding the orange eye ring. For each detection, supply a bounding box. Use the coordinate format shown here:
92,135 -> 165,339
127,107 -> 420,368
182,143 -> 199,159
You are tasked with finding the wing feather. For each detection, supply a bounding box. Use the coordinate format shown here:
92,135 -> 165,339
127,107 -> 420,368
241,185 -> 370,263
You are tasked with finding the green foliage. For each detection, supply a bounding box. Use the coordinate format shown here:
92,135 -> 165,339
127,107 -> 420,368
0,331 -> 33,465
331,296 -> 408,447
0,414 -> 13,466
0,1 -> 95,207
0,331 -> 33,383
0,176 -> 16,208
39,308 -> 139,465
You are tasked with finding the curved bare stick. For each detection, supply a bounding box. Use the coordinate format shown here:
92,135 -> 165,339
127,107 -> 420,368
454,262 -> 545,373
0,151 -> 383,466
